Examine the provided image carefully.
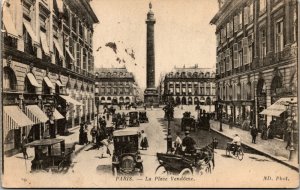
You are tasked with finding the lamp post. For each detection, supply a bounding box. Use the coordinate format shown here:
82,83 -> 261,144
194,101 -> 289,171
164,90 -> 173,152
286,98 -> 297,162
219,99 -> 223,132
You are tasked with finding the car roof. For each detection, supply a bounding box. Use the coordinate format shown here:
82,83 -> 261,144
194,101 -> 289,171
113,127 -> 139,137
25,138 -> 64,147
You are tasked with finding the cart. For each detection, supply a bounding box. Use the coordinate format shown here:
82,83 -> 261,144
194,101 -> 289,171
25,139 -> 75,172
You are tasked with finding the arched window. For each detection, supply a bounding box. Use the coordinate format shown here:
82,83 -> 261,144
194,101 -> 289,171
3,67 -> 17,91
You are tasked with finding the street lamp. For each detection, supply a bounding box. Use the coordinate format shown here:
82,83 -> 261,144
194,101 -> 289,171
164,91 -> 173,152
285,98 -> 297,162
219,99 -> 223,132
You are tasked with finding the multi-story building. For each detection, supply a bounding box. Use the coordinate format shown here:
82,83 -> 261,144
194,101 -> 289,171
210,0 -> 297,137
2,0 -> 99,155
163,65 -> 216,106
94,67 -> 140,108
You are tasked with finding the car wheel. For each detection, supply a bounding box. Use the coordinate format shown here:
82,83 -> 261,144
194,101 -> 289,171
155,165 -> 168,176
179,168 -> 193,176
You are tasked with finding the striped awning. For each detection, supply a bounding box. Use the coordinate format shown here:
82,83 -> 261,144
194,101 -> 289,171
60,95 -> 83,106
24,105 -> 49,124
3,106 -> 34,131
2,5 -> 18,38
44,77 -> 54,89
53,109 -> 64,120
27,73 -> 41,87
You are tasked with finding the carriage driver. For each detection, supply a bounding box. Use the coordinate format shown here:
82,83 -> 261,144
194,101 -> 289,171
231,134 -> 241,155
182,131 -> 196,154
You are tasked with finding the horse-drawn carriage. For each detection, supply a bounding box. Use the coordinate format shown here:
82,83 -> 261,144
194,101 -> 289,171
139,111 -> 149,123
181,112 -> 196,132
25,139 -> 75,173
112,127 -> 143,176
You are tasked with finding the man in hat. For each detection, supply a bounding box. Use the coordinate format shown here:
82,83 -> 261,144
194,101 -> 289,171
182,131 -> 196,154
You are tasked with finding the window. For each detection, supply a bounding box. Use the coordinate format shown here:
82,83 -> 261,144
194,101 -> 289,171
260,29 -> 266,58
249,3 -> 254,22
275,20 -> 284,53
243,37 -> 248,65
238,12 -> 243,30
244,6 -> 249,25
23,27 -> 34,55
3,67 -> 17,91
233,43 -> 238,68
234,15 -> 238,32
259,0 -> 266,14
238,42 -> 243,68
292,8 -> 297,43
76,43 -> 81,68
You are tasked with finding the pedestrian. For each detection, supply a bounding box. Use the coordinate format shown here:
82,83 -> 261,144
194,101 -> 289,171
182,131 -> 196,154
250,125 -> 258,144
140,130 -> 149,150
79,122 -> 85,145
174,131 -> 182,154
83,124 -> 89,144
261,124 -> 268,140
90,126 -> 97,143
106,112 -> 110,121
21,134 -> 28,159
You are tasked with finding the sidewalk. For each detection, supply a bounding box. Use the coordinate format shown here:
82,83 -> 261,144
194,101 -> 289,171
210,120 -> 299,171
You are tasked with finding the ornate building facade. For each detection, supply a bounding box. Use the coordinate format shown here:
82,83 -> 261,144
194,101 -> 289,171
210,0 -> 297,137
163,65 -> 216,106
2,0 -> 99,155
94,67 -> 140,108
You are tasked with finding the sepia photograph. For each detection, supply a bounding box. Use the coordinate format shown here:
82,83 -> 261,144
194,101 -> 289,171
1,0 -> 299,188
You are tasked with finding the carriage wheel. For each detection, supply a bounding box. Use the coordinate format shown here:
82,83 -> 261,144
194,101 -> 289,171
179,168 -> 193,176
237,149 -> 244,161
112,166 -> 118,176
155,165 -> 168,176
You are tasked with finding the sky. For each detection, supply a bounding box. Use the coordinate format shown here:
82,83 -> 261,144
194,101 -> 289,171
90,0 -> 218,89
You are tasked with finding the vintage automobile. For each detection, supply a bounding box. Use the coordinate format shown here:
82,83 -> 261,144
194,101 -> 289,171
139,111 -> 149,123
181,112 -> 196,132
112,127 -> 143,176
196,112 -> 211,130
128,111 -> 140,127
25,139 -> 75,172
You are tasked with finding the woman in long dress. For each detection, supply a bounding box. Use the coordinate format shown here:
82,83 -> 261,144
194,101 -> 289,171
140,130 -> 149,150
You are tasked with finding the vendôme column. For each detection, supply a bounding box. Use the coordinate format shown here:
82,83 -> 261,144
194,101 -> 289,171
144,2 -> 159,107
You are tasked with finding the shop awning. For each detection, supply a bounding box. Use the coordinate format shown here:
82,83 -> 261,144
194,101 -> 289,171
53,109 -> 64,120
65,48 -> 75,61
60,95 -> 83,106
56,80 -> 65,87
23,20 -> 38,45
2,6 -> 18,38
53,38 -> 64,59
3,106 -> 34,131
24,105 -> 49,124
40,32 -> 50,56
56,0 -> 64,13
260,97 -> 297,117
27,73 -> 41,87
44,77 -> 54,89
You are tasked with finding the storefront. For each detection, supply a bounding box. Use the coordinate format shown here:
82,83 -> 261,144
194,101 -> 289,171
260,97 -> 297,139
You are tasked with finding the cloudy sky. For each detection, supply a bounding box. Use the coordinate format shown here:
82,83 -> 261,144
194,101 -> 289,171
90,0 -> 218,89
